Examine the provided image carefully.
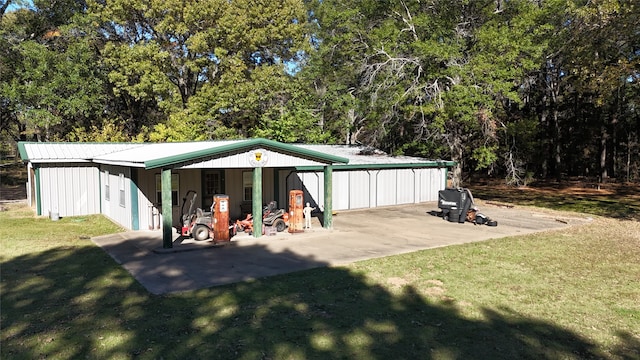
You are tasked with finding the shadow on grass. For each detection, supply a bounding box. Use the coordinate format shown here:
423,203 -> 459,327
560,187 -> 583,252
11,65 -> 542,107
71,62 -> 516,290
3,242 -> 628,359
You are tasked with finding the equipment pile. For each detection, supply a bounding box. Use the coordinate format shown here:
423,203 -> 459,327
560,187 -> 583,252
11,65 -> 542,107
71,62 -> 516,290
437,188 -> 498,226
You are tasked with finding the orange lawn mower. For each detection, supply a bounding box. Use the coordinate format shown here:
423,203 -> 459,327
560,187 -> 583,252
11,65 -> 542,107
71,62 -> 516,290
235,201 -> 289,235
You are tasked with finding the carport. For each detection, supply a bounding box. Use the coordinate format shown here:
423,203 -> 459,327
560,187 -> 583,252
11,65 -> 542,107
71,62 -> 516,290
133,139 -> 349,248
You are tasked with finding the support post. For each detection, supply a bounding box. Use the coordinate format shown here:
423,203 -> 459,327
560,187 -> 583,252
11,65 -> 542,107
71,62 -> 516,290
162,168 -> 173,248
130,169 -> 139,230
252,166 -> 263,238
323,165 -> 333,229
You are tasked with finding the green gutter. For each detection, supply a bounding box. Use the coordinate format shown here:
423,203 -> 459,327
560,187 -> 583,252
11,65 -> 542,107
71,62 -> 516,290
144,138 -> 349,169
296,161 -> 456,172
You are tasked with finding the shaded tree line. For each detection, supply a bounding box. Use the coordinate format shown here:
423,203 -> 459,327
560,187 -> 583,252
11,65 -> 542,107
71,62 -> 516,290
1,0 -> 638,184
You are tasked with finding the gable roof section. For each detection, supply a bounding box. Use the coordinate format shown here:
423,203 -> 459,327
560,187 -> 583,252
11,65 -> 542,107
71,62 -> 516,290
142,138 -> 349,169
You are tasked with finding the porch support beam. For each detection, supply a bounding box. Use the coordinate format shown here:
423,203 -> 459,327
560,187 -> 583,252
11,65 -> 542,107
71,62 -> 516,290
252,166 -> 263,238
323,165 -> 333,229
162,168 -> 173,248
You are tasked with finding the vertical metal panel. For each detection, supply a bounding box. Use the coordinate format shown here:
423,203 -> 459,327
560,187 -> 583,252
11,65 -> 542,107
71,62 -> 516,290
299,172 -> 321,208
39,166 -> 52,217
368,170 -> 378,208
37,164 -> 100,218
376,170 -> 397,206
348,170 -> 370,209
415,169 -> 429,202
332,171 -> 350,210
396,169 -> 415,204
100,165 -> 132,230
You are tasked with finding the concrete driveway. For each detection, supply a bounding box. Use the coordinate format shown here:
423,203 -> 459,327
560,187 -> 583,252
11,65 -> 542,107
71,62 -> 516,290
92,201 -> 593,294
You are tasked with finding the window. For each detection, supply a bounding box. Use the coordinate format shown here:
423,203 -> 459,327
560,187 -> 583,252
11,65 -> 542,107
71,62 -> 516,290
155,174 -> 179,206
104,170 -> 110,201
243,171 -> 253,201
119,173 -> 125,207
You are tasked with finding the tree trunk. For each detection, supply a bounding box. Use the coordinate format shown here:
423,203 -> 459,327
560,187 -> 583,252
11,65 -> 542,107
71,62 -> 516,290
553,107 -> 562,181
600,124 -> 608,183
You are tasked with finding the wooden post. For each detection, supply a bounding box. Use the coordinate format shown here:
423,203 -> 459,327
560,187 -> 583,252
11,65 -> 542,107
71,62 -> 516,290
323,165 -> 333,229
162,168 -> 173,248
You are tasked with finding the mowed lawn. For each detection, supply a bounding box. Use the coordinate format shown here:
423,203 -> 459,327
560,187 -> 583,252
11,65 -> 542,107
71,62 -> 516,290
1,193 -> 639,359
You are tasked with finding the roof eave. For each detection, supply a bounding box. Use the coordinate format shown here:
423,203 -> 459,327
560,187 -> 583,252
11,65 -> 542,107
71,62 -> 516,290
296,160 -> 456,171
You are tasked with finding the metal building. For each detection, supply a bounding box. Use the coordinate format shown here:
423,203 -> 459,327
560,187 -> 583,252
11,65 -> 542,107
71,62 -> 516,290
18,139 -> 454,247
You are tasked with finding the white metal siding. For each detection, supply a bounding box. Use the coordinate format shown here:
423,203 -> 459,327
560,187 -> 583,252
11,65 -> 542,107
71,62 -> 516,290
375,170 -> 397,206
182,149 -> 324,169
348,171 -> 370,209
101,165 -> 132,229
332,172 -> 350,210
285,167 -> 446,212
396,169 -> 415,204
38,164 -> 100,217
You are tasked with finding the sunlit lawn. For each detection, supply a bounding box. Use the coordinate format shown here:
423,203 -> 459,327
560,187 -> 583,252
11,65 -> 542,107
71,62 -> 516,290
1,200 -> 639,359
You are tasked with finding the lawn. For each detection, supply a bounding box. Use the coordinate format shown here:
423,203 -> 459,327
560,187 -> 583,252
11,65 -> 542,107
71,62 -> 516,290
1,193 -> 639,359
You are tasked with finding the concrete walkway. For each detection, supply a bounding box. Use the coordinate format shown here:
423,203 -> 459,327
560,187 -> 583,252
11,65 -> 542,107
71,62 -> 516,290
92,202 -> 593,294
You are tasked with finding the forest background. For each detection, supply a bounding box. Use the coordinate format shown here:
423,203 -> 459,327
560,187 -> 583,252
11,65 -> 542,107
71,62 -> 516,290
1,0 -> 638,186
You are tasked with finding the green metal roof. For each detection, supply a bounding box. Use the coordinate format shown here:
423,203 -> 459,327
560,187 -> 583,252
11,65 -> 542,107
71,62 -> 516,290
143,138 -> 350,169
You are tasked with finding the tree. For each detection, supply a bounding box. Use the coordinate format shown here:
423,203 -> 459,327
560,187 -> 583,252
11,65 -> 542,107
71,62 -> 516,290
89,0 -> 311,141
1,4 -> 108,141
304,0 -> 550,185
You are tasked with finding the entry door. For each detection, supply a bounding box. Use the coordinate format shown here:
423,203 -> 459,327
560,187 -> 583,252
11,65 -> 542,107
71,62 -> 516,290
202,170 -> 224,210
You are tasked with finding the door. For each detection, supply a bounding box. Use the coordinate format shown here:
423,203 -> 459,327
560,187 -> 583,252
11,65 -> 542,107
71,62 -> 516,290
202,170 -> 224,211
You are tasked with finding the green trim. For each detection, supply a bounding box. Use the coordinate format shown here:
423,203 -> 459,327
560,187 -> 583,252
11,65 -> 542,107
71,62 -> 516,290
144,138 -> 349,169
296,161 -> 456,172
162,169 -> 173,248
323,166 -> 333,229
252,167 -> 263,238
130,169 -> 139,230
17,142 -> 28,161
35,167 -> 41,216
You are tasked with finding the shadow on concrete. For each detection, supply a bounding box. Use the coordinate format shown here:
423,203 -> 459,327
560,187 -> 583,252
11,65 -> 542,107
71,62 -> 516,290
2,244 -> 622,359
92,231 -> 333,295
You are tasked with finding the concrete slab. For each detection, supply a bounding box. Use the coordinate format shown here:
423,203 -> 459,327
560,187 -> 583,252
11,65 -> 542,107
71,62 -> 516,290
91,201 -> 593,294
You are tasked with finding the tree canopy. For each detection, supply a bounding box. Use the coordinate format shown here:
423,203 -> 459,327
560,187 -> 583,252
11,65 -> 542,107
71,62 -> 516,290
2,0 -> 638,184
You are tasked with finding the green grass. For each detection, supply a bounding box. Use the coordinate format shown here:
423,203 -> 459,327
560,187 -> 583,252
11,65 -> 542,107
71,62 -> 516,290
1,202 -> 639,359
